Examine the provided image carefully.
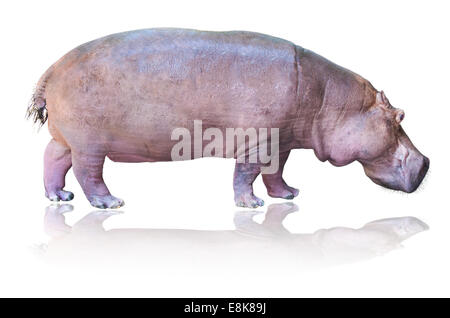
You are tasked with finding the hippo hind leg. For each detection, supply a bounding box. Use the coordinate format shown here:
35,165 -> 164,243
262,151 -> 299,199
44,139 -> 74,201
233,162 -> 264,208
71,150 -> 124,209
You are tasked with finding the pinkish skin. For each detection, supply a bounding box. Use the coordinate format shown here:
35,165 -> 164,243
28,28 -> 429,209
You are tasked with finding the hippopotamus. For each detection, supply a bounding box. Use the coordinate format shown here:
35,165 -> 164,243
27,28 -> 429,209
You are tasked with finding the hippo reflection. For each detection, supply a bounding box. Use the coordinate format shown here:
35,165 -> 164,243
39,203 -> 428,270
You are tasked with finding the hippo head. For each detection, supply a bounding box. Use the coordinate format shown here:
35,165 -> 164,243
327,91 -> 429,193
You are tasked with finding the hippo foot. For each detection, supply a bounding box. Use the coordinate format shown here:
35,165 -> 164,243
235,193 -> 264,208
46,189 -> 75,202
89,195 -> 124,209
268,185 -> 299,200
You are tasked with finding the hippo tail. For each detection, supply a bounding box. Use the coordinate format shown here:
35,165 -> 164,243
27,66 -> 53,127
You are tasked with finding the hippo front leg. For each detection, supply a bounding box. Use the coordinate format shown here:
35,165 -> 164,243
72,150 -> 124,209
262,151 -> 299,199
233,162 -> 264,208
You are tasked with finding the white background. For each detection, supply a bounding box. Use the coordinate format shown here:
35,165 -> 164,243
0,0 -> 449,297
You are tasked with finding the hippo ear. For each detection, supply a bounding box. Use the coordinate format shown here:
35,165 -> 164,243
376,91 -> 392,108
376,91 -> 383,105
376,91 -> 389,105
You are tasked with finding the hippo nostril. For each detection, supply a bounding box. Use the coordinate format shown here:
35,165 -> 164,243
415,156 -> 430,187
423,156 -> 430,170
421,157 -> 429,177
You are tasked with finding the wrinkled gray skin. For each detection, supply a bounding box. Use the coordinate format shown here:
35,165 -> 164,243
29,28 -> 429,208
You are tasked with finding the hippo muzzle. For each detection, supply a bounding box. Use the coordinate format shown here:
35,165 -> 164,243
362,133 -> 429,193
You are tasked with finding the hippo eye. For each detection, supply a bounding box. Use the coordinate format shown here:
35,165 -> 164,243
395,110 -> 405,124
